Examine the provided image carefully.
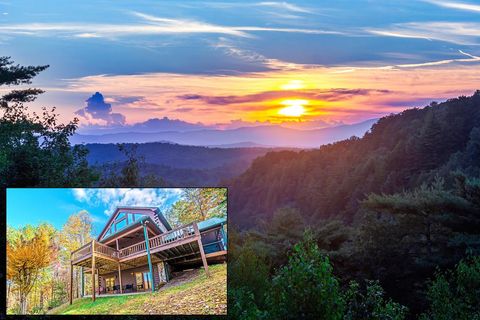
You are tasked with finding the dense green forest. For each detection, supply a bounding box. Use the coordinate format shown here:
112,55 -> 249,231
228,92 -> 480,318
2,58 -> 480,318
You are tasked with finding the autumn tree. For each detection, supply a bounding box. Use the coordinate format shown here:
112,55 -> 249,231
7,223 -> 56,314
168,188 -> 227,226
59,210 -> 94,298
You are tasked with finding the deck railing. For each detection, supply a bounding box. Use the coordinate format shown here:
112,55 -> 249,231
72,222 -> 200,263
94,241 -> 119,259
119,240 -> 146,258
71,242 -> 92,261
149,223 -> 196,250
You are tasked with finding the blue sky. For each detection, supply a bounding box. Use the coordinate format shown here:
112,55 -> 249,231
1,1 -> 479,128
6,188 -> 182,235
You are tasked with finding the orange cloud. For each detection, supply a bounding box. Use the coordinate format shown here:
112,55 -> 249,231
42,58 -> 480,126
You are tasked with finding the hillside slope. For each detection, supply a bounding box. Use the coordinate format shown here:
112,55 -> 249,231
229,91 -> 480,228
85,142 -> 289,185
49,264 -> 226,315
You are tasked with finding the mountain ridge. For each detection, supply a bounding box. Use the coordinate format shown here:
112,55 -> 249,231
71,119 -> 378,148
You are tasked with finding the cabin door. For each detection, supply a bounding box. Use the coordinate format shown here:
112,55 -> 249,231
143,272 -> 152,290
135,271 -> 152,291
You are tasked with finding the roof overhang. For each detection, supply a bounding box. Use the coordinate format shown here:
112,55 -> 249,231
97,216 -> 161,243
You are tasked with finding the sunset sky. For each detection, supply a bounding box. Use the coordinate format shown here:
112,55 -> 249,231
1,0 -> 480,130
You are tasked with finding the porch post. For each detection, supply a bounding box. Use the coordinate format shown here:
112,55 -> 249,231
69,260 -> 73,305
116,239 -> 123,293
142,221 -> 155,292
194,223 -> 209,277
91,240 -> 96,302
80,267 -> 84,297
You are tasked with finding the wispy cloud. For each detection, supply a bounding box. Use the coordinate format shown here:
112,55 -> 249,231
212,37 -> 305,71
72,188 -> 183,216
0,11 -> 340,39
366,22 -> 480,45
177,88 -> 390,106
422,0 -> 480,13
256,1 -> 312,13
330,50 -> 480,73
202,1 -> 313,14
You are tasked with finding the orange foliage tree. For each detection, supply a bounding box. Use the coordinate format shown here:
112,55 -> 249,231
7,224 -> 56,314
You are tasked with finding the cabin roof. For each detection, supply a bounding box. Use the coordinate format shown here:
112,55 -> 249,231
198,217 -> 227,231
97,206 -> 172,242
98,215 -> 162,243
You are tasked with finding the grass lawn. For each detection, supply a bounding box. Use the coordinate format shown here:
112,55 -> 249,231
48,263 -> 227,315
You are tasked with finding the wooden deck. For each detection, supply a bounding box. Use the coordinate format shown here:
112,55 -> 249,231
71,223 -> 200,267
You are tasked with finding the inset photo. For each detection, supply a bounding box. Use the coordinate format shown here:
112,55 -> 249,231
6,188 -> 227,315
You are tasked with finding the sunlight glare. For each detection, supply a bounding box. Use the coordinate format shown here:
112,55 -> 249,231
278,99 -> 308,117
281,80 -> 305,90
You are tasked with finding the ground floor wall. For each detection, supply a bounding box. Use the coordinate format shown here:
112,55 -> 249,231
98,262 -> 169,294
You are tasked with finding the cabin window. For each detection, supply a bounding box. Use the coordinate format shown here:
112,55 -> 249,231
105,277 -> 115,291
117,212 -> 126,220
115,218 -> 127,231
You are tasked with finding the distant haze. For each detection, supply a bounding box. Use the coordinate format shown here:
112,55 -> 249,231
71,119 -> 378,148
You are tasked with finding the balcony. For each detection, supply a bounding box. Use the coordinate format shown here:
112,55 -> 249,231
71,223 -> 198,264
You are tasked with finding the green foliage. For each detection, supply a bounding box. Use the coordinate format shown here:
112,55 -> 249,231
420,256 -> 480,320
167,188 -> 227,226
266,231 -> 344,320
228,237 -> 270,306
244,207 -> 306,268
343,280 -> 408,320
229,288 -> 266,320
357,175 -> 480,311
0,56 -> 98,187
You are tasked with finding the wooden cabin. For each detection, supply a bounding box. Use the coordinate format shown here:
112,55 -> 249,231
69,206 -> 227,303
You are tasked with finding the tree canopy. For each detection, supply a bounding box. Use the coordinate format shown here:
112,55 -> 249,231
7,224 -> 57,314
0,56 -> 97,187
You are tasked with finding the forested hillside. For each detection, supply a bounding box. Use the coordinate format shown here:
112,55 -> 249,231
228,92 -> 480,319
86,143 -> 287,185
229,91 -> 480,228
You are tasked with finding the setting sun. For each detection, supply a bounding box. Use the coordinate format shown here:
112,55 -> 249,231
278,99 -> 308,117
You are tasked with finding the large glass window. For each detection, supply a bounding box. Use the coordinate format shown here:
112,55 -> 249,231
115,218 -> 127,231
105,277 -> 115,291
